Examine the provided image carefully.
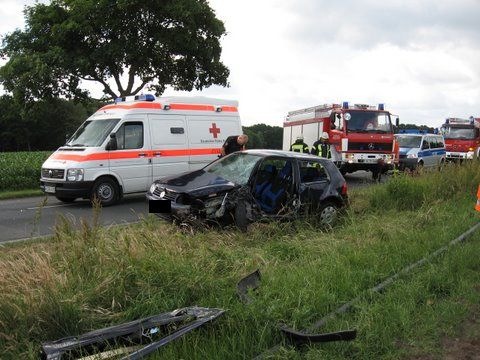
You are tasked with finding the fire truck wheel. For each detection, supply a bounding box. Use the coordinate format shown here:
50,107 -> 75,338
91,177 -> 119,206
55,196 -> 76,203
318,202 -> 339,227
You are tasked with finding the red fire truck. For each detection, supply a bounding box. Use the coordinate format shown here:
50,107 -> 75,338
441,117 -> 480,161
283,102 -> 399,179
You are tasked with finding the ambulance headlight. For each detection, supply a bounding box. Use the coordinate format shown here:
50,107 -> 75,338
67,168 -> 84,181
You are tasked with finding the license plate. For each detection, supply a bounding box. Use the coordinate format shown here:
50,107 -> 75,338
44,185 -> 56,194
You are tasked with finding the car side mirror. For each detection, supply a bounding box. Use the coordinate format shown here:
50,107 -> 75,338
395,118 -> 399,127
106,133 -> 117,151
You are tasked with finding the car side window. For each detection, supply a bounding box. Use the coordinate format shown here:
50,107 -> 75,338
116,122 -> 144,150
299,160 -> 329,183
437,137 -> 445,148
421,139 -> 430,150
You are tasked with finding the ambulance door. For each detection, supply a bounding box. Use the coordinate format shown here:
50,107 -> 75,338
149,114 -> 189,181
109,116 -> 151,193
187,115 -> 241,170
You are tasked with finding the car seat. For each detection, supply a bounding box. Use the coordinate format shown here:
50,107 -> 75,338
258,162 -> 292,213
254,164 -> 276,199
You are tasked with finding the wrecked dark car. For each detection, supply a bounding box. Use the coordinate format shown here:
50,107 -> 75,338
147,150 -> 348,230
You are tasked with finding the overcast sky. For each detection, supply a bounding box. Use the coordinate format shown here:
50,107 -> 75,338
1,0 -> 479,128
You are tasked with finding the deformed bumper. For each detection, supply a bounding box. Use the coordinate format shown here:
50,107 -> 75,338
147,194 -> 192,219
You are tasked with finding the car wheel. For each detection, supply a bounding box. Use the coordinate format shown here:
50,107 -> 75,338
55,196 -> 76,203
318,202 -> 339,227
91,177 -> 118,206
234,200 -> 249,232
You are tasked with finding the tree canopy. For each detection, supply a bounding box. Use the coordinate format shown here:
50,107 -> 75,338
0,0 -> 229,101
243,124 -> 283,150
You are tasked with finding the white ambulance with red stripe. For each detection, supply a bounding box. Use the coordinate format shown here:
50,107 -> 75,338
40,95 -> 242,205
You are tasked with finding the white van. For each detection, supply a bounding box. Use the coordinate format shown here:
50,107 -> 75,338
395,133 -> 446,170
40,95 -> 242,205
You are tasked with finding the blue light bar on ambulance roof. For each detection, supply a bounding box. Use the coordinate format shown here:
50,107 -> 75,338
115,97 -> 126,104
342,101 -> 349,109
134,94 -> 155,102
378,103 -> 384,111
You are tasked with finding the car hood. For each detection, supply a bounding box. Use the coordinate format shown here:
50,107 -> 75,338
157,170 -> 237,198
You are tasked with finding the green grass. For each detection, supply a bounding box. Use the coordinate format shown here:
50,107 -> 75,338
0,162 -> 479,359
0,151 -> 51,192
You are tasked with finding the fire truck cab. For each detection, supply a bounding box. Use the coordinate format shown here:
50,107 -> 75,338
283,102 -> 398,179
441,117 -> 480,161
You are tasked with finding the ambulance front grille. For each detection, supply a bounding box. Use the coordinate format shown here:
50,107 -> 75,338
42,168 -> 65,179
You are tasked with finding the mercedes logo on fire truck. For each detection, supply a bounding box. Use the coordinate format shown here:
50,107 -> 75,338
368,143 -> 375,150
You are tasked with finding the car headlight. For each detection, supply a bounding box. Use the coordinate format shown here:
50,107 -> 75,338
149,183 -> 158,194
467,151 -> 474,159
67,168 -> 84,181
407,154 -> 417,159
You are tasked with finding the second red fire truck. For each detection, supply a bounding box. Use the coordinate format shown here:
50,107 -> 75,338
283,102 -> 399,179
441,117 -> 480,161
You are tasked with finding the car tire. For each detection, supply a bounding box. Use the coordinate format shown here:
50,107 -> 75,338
55,196 -> 76,203
91,177 -> 119,206
234,200 -> 249,232
318,202 -> 339,227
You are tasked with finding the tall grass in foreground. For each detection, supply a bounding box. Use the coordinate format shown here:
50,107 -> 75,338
0,151 -> 51,191
0,162 -> 479,359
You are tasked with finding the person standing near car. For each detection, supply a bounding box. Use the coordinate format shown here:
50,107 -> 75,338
311,132 -> 332,158
220,134 -> 249,156
290,135 -> 309,153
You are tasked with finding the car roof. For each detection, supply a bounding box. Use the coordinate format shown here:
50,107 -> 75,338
242,149 -> 320,160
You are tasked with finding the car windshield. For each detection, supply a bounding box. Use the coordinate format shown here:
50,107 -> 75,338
204,153 -> 263,185
396,136 -> 422,148
442,126 -> 476,140
66,118 -> 120,147
346,111 -> 392,133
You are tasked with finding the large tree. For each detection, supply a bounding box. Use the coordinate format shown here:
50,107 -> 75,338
0,0 -> 229,100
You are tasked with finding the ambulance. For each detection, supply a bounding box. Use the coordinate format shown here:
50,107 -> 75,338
40,95 -> 242,206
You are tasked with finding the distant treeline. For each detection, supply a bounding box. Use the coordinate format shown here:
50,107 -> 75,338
0,95 -> 102,152
0,95 -> 285,152
1,95 -> 435,152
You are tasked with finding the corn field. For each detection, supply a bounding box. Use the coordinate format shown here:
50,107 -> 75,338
0,152 -> 51,191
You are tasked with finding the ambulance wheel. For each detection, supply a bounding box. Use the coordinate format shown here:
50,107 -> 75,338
55,196 -> 76,203
91,177 -> 118,206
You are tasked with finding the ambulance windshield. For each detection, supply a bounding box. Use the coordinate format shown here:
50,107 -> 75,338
66,119 -> 120,147
442,126 -> 476,140
346,111 -> 392,133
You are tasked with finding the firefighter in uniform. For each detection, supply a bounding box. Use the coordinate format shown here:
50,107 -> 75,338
311,132 -> 331,158
289,135 -> 309,153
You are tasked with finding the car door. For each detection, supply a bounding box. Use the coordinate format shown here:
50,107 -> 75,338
420,137 -> 432,167
297,159 -> 330,212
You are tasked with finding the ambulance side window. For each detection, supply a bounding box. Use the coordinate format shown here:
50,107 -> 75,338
116,122 -> 144,150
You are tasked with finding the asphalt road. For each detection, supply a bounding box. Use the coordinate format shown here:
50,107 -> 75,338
0,171 -> 384,243
0,194 -> 148,243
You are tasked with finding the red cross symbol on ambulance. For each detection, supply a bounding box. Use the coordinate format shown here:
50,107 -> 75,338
209,123 -> 221,138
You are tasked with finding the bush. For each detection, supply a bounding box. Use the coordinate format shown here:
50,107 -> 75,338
0,151 -> 51,191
